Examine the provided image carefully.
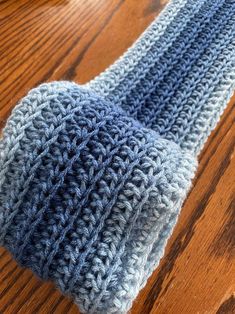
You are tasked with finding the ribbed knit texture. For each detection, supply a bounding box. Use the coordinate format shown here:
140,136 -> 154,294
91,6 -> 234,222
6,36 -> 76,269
0,1 -> 235,313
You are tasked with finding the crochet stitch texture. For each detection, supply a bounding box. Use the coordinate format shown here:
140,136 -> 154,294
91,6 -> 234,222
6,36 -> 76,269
0,0 -> 235,313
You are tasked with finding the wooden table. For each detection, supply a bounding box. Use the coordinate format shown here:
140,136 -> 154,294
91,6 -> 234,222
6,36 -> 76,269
0,1 -> 234,313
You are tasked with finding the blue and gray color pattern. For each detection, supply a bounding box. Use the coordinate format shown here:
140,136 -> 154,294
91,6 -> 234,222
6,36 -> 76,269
0,0 -> 235,313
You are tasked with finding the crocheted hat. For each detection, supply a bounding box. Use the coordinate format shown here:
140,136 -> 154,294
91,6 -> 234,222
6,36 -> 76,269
0,0 -> 235,313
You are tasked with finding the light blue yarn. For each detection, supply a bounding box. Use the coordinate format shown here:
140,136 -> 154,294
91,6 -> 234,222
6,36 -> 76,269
0,1 -> 235,313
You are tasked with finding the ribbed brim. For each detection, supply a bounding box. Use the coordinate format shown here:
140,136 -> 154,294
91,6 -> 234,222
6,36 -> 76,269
0,82 -> 196,313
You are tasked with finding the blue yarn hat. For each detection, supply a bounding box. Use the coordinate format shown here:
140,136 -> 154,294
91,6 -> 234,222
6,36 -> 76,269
0,0 -> 235,313
0,82 -> 196,313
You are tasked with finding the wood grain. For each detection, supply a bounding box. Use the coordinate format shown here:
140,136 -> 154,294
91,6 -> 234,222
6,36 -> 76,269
0,1 -> 234,313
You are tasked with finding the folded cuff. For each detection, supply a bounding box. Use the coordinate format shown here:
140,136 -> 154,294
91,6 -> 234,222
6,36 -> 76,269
0,82 -> 197,313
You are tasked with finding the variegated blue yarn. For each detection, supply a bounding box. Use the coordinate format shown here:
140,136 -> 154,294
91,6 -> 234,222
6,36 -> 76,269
0,0 -> 235,313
